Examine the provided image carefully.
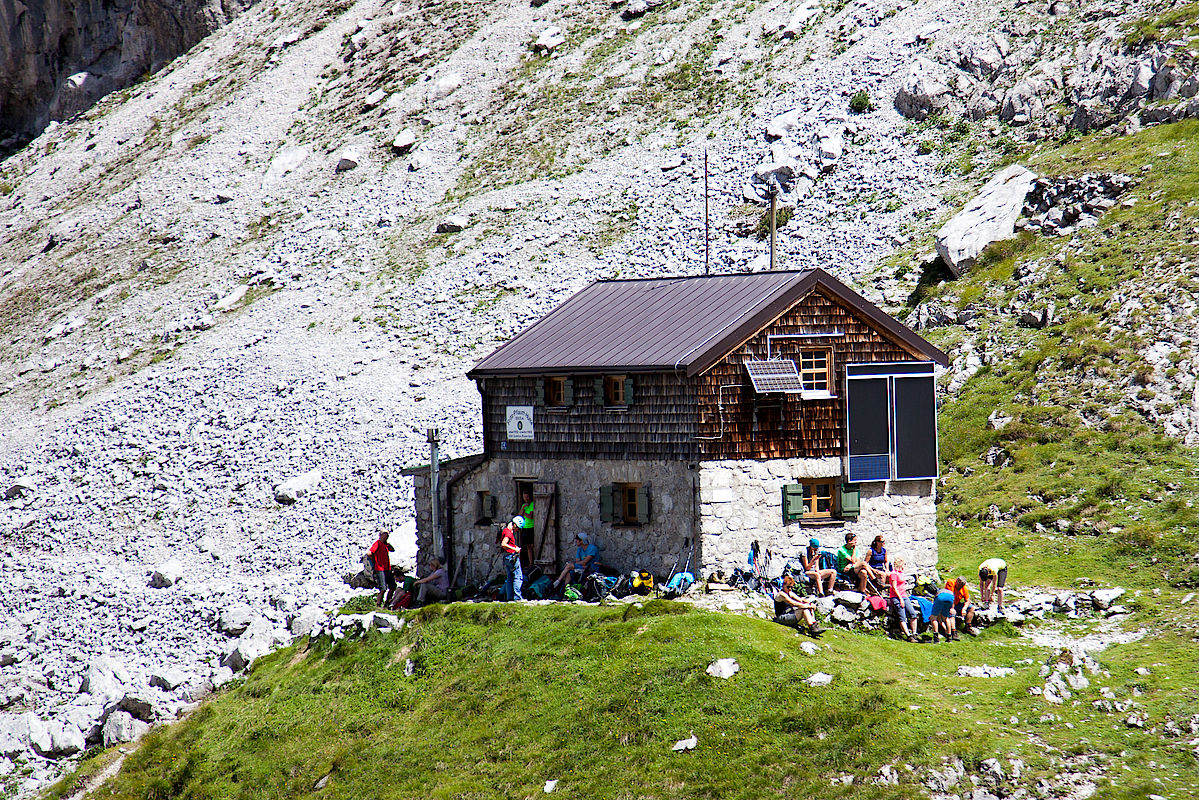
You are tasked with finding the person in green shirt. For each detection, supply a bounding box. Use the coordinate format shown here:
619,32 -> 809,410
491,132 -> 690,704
835,532 -> 870,594
519,490 -> 535,568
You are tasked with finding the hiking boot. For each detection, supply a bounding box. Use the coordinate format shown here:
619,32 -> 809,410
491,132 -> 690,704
932,632 -> 940,644
907,634 -> 918,643
950,629 -> 961,641
808,624 -> 825,637
966,626 -> 980,637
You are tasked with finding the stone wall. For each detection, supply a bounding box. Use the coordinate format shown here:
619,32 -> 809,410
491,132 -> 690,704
412,456 -> 695,583
698,457 -> 937,575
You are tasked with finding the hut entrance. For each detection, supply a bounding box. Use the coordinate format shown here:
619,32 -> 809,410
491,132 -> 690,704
518,480 -> 559,575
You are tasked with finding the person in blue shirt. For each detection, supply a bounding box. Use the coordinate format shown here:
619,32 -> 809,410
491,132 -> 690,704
553,532 -> 599,593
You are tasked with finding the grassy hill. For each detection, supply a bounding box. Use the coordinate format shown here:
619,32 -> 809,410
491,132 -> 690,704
46,593 -> 1199,800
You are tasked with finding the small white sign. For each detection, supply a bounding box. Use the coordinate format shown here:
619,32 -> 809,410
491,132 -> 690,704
506,405 -> 534,441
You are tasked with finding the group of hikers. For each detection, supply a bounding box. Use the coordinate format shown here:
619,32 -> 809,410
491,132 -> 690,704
365,502 -> 1010,640
780,530 -> 1009,641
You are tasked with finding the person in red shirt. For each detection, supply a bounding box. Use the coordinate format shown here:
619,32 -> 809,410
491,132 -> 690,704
499,516 -> 524,601
369,530 -> 397,607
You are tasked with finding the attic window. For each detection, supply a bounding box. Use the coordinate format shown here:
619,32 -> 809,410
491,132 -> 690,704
799,351 -> 830,392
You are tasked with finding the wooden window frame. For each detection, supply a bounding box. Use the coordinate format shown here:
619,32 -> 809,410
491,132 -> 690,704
802,480 -> 835,519
602,482 -> 650,525
546,376 -> 566,407
799,350 -> 831,393
604,375 -> 626,407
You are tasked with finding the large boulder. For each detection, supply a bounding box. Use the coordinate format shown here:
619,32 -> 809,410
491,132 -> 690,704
273,469 -> 321,504
935,164 -> 1037,275
895,57 -> 951,121
101,710 -> 149,748
78,658 -> 129,706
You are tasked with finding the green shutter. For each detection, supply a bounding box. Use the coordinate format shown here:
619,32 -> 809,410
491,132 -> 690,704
839,483 -> 860,519
624,377 -> 634,406
782,484 -> 804,522
534,379 -> 545,406
600,484 -> 614,522
636,486 -> 651,524
563,377 -> 574,406
594,377 -> 605,406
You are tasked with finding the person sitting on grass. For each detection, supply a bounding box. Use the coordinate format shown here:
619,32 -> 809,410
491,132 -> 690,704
978,557 -> 1008,613
774,574 -> 824,637
553,532 -> 599,595
886,558 -> 920,643
800,537 -> 836,597
835,532 -> 872,594
368,529 -> 397,608
952,577 -> 979,636
930,579 -> 958,642
412,557 -> 450,606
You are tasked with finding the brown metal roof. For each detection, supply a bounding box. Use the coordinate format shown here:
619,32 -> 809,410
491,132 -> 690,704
467,268 -> 948,378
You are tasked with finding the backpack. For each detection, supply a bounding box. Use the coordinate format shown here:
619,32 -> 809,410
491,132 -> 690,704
526,575 -> 554,600
630,570 -> 654,595
818,550 -> 838,571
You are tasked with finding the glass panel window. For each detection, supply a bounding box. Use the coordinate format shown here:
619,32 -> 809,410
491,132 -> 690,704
546,377 -> 566,406
802,481 -> 834,518
616,482 -> 641,524
800,351 -> 830,392
605,375 -> 626,406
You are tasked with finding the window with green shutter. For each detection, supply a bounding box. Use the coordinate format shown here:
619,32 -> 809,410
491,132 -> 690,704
839,483 -> 860,519
782,484 -> 804,522
600,484 -> 614,522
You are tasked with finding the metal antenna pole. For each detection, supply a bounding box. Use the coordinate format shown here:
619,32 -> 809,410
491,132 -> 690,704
704,148 -> 710,275
428,428 -> 442,561
768,184 -> 778,271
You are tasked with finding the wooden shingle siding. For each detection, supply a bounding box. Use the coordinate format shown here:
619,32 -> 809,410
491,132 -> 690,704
695,289 -> 915,460
480,372 -> 697,460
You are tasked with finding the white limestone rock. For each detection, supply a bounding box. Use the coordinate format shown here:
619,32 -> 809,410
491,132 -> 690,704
273,468 -> 322,504
706,658 -> 740,679
532,26 -> 565,54
935,164 -> 1037,275
895,57 -> 951,121
805,672 -> 833,687
101,710 -> 149,748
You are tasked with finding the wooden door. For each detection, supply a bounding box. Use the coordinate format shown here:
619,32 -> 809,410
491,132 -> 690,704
532,481 -> 559,573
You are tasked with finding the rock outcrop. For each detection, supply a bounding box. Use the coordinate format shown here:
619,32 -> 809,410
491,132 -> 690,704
0,0 -> 256,146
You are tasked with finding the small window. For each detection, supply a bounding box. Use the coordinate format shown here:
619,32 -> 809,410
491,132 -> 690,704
476,491 -> 496,524
783,481 -> 835,521
601,482 -> 650,524
594,376 -> 635,408
605,375 -> 626,406
546,377 -> 566,407
536,377 -> 573,407
800,351 -> 830,392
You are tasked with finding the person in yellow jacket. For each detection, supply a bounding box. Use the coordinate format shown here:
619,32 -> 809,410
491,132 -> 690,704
978,557 -> 1008,613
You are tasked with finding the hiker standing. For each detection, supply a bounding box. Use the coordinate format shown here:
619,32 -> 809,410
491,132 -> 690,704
519,490 -> 535,569
499,515 -> 524,601
369,530 -> 397,607
978,557 -> 1008,612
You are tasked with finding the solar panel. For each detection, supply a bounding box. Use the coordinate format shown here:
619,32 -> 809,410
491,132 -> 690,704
745,360 -> 804,393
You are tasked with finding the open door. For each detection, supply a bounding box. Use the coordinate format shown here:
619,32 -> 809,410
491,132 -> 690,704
532,481 -> 560,574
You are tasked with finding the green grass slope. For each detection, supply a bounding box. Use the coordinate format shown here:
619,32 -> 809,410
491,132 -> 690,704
47,597 -> 1199,800
924,119 -> 1199,591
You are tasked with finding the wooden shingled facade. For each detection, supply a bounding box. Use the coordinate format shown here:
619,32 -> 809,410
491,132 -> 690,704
694,287 -> 917,460
479,372 -> 697,461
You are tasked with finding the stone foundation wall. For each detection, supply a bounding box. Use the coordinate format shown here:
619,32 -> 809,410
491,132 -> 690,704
413,457 -> 695,583
698,457 -> 937,576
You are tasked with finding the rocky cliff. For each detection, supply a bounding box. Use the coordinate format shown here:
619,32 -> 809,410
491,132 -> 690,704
0,0 -> 255,148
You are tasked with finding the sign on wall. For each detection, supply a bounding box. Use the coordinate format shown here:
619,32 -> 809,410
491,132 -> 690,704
506,405 -> 535,441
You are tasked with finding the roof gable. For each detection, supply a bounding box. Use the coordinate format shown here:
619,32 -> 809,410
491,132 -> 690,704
467,269 -> 947,378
